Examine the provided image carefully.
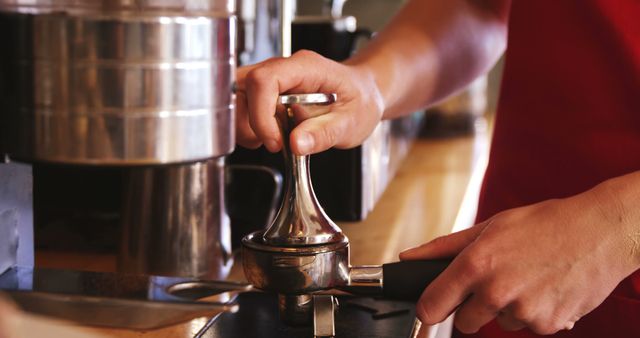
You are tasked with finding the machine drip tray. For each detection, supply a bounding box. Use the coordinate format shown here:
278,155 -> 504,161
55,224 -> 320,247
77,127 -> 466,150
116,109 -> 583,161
203,292 -> 418,338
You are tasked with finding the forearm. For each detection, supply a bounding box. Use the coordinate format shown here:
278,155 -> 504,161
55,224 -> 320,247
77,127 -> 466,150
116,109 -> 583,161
346,0 -> 510,119
590,170 -> 640,271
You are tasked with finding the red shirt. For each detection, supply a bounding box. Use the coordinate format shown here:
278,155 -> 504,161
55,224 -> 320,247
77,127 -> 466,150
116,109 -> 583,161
458,1 -> 640,337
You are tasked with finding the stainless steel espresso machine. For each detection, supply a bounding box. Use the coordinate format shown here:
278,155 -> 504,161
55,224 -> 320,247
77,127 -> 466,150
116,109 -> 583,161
0,0 -> 259,328
0,0 -> 238,279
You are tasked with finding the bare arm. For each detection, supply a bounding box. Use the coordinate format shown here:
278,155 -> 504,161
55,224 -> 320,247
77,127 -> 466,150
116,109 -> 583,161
237,0 -> 510,155
347,0 -> 510,119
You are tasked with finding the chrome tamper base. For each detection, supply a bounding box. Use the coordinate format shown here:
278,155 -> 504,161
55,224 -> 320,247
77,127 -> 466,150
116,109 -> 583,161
242,231 -> 350,294
242,231 -> 349,325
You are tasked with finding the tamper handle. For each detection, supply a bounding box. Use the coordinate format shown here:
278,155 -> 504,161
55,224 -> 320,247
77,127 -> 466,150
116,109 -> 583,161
382,259 -> 452,301
262,93 -> 345,246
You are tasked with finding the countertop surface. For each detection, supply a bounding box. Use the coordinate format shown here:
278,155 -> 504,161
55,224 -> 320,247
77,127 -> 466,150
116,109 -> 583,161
33,129 -> 490,338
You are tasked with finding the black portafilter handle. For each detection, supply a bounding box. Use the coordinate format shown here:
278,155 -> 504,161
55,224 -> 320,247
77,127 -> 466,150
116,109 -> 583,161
382,258 -> 453,301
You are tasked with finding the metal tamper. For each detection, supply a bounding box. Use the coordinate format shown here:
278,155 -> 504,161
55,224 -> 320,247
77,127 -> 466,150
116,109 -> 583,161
242,93 -> 452,336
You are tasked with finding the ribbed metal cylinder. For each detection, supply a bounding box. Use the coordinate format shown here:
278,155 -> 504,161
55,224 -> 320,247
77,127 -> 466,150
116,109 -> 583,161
0,1 -> 235,164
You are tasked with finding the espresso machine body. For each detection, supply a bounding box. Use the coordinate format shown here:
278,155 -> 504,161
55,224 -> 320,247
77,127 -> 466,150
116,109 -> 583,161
0,0 -> 235,164
0,0 -> 238,280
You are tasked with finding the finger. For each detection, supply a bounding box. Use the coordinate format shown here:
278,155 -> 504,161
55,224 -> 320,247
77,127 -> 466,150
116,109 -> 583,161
528,306 -> 580,335
416,257 -> 477,325
245,67 -> 282,152
289,111 -> 353,155
244,51 -> 336,153
495,312 -> 527,331
453,293 -> 504,334
399,220 -> 492,260
235,63 -> 258,91
235,92 -> 262,149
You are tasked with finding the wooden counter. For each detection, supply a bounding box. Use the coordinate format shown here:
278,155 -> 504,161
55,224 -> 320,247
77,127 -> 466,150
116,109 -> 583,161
34,130 -> 490,338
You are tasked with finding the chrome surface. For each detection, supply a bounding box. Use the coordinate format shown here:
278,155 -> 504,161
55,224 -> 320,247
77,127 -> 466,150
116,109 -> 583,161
279,294 -> 313,326
0,162 -> 33,271
280,0 -> 294,57
242,231 -> 350,294
313,295 -> 336,337
166,280 -> 253,302
237,0 -> 282,65
278,93 -> 337,105
262,93 -> 345,246
0,266 -> 247,329
348,265 -> 383,290
0,0 -> 235,164
119,157 -> 233,279
5,291 -> 237,329
0,0 -> 234,13
0,209 -> 18,275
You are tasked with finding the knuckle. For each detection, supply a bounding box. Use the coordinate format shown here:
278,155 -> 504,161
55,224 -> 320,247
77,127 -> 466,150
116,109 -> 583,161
245,67 -> 271,88
529,320 -> 562,335
454,320 -> 479,334
479,290 -> 507,313
509,301 -> 533,322
489,210 -> 515,228
429,235 -> 451,248
292,49 -> 321,60
459,251 -> 494,277
453,312 -> 481,334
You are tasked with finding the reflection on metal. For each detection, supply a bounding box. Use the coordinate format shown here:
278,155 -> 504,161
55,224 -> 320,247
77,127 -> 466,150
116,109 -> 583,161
0,209 -> 18,275
0,162 -> 33,270
279,294 -> 313,326
0,267 -> 251,330
279,0 -> 294,57
262,93 -> 345,246
0,1 -> 235,164
242,231 -> 350,295
313,295 -> 335,337
120,157 -> 233,279
347,265 -> 383,293
237,0 -> 282,65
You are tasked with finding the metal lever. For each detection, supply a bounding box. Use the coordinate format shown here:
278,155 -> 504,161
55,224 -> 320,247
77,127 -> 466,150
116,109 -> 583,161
313,295 -> 336,337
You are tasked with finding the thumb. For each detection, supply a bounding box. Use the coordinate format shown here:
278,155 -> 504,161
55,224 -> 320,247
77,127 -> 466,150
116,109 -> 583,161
399,220 -> 491,260
290,112 -> 355,155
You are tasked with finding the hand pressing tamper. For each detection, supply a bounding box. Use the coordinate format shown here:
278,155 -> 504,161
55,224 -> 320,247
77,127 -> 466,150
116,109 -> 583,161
241,93 -> 451,337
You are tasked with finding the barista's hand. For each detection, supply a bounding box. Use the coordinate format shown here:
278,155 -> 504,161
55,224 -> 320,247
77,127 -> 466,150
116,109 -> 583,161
235,50 -> 385,155
400,174 -> 640,334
